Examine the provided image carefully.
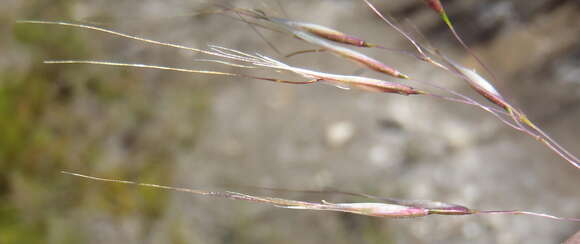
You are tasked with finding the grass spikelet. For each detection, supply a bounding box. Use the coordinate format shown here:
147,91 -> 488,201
61,171 -> 580,222
225,8 -> 410,79
291,31 -> 409,79
270,18 -> 375,48
21,19 -> 418,96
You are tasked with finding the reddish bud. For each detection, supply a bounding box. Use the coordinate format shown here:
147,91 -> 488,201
291,22 -> 373,47
425,0 -> 444,14
424,0 -> 453,27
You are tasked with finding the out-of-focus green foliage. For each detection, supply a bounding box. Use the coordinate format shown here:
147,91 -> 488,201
1,1 -> 210,243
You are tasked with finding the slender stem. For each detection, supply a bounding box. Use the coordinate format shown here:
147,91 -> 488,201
362,0 -> 428,59
477,210 -> 580,222
445,23 -> 499,85
44,60 -> 318,85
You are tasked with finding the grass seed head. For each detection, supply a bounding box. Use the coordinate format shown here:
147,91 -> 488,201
272,19 -> 374,47
292,31 -> 409,79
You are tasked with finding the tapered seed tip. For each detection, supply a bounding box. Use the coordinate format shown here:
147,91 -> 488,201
398,73 -> 410,79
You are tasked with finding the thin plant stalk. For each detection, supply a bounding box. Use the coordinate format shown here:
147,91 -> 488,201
43,60 -> 317,85
421,0 -> 499,83
61,171 -> 580,222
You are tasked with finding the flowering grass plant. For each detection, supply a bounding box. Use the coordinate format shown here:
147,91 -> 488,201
18,0 -> 579,224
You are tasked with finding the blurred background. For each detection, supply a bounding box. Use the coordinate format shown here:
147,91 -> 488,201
1,0 -> 579,243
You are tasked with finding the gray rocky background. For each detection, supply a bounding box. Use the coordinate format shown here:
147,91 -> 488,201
1,0 -> 579,243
